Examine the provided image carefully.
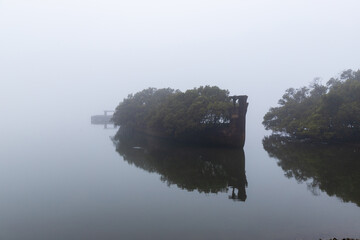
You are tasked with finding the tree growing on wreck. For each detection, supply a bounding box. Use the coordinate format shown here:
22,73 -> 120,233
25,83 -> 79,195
263,69 -> 360,142
112,86 -> 233,137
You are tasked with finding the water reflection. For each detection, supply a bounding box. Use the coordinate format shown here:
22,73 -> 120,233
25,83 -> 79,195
112,128 -> 248,201
263,134 -> 360,206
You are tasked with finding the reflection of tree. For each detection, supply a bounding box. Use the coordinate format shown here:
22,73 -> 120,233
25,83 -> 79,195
263,134 -> 360,206
112,128 -> 247,201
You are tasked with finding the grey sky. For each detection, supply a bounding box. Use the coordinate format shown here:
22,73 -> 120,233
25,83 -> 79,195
1,0 -> 360,130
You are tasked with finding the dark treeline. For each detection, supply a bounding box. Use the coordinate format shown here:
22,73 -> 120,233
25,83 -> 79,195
263,69 -> 360,142
263,134 -> 360,206
112,86 -> 233,138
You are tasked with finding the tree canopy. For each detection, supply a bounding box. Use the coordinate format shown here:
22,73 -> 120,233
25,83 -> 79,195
263,69 -> 360,142
112,86 -> 233,137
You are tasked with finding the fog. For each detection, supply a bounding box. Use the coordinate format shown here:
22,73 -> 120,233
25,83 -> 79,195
1,2 -> 360,239
1,0 -> 360,132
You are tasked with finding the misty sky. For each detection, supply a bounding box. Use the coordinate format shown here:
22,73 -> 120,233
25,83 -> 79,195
1,0 -> 360,129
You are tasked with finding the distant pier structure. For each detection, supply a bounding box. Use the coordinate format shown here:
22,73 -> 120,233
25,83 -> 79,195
91,110 -> 116,129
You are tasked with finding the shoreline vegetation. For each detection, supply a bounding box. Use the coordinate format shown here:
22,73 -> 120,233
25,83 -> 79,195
112,86 -> 248,148
263,69 -> 360,143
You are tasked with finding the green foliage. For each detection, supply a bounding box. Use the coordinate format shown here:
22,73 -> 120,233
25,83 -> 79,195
113,86 -> 233,137
263,69 -> 360,142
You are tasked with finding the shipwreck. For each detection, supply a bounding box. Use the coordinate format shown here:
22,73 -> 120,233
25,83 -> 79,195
112,87 -> 248,148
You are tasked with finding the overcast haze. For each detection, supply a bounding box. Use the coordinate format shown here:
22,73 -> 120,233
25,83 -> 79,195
1,2 -> 360,239
1,0 -> 360,131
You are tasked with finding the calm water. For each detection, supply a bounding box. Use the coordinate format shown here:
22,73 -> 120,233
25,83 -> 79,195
0,116 -> 359,240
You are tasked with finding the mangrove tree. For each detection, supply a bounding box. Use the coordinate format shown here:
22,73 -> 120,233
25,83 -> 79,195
112,86 -> 233,138
263,69 -> 360,142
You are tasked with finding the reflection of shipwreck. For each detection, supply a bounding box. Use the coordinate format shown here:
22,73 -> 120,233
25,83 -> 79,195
91,111 -> 116,129
112,129 -> 248,201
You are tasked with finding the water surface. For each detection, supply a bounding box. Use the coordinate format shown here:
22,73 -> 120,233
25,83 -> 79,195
0,117 -> 359,240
